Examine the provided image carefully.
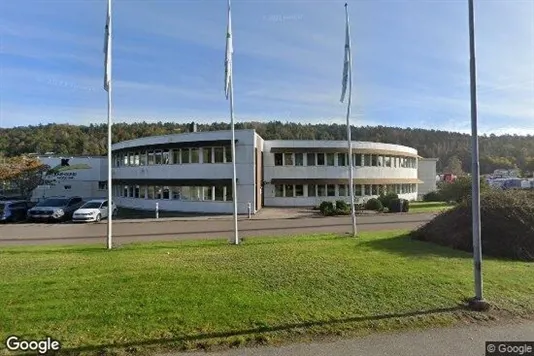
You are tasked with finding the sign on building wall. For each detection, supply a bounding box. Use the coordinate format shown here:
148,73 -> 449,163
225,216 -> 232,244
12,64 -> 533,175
39,157 -> 103,183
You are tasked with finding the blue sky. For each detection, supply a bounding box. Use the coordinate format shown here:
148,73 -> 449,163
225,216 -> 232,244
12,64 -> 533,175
0,0 -> 533,135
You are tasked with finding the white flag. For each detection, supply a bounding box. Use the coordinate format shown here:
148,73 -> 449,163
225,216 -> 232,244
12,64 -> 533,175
104,0 -> 112,92
340,3 -> 351,103
224,0 -> 233,99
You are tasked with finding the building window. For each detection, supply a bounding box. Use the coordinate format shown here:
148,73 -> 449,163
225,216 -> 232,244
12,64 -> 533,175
326,153 -> 335,166
154,186 -> 161,199
214,186 -> 225,201
364,185 -> 371,196
155,150 -> 162,165
147,186 -> 154,199
203,186 -> 213,201
295,153 -> 304,166
180,186 -> 190,200
363,155 -> 371,167
371,155 -> 378,167
355,184 -> 362,196
275,185 -> 284,197
172,186 -> 181,200
355,154 -> 362,166
140,152 -> 147,166
181,148 -> 190,164
140,185 -> 147,199
371,185 -> 379,195
317,185 -> 326,197
148,151 -> 155,165
317,153 -> 325,166
307,184 -> 316,197
134,185 -> 140,198
385,156 -> 392,167
98,181 -> 107,190
225,147 -> 232,163
378,155 -> 384,167
338,184 -> 347,196
327,184 -> 336,197
203,147 -> 213,163
128,185 -> 134,198
295,185 -> 304,197
338,153 -> 347,166
214,147 -> 224,163
274,153 -> 283,166
163,150 -> 170,164
129,153 -> 135,166
189,187 -> 201,201
191,148 -> 199,163
306,153 -> 315,166
173,150 -> 181,164
162,186 -> 170,199
225,185 -> 233,201
284,153 -> 294,166
284,184 -> 294,197
123,185 -> 129,197
133,152 -> 139,166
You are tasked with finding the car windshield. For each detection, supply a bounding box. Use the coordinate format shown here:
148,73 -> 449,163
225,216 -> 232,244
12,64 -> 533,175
37,198 -> 68,207
81,202 -> 103,209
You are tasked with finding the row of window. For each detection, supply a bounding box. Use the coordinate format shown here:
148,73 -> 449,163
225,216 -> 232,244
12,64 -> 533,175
274,184 -> 417,198
114,184 -> 233,202
274,152 -> 417,169
113,146 -> 232,167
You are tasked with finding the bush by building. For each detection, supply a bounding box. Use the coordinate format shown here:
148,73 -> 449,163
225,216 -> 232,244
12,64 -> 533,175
423,191 -> 443,202
365,198 -> 383,212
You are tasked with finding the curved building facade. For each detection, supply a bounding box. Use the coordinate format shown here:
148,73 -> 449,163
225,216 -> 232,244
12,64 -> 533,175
110,129 -> 427,214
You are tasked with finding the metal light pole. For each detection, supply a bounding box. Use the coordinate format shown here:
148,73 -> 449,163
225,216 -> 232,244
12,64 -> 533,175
467,0 -> 489,311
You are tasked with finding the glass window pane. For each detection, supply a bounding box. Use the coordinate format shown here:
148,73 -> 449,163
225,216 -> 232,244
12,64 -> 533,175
317,153 -> 325,165
172,186 -> 181,200
355,154 -> 362,166
181,149 -> 190,164
371,155 -> 378,167
190,187 -> 201,201
134,185 -> 140,198
385,156 -> 391,167
355,184 -> 362,196
274,153 -> 283,166
326,153 -> 335,166
338,185 -> 347,196
378,156 -> 384,167
123,185 -> 128,197
275,185 -> 284,197
181,186 -> 191,200
203,186 -> 213,201
295,153 -> 304,166
163,150 -> 170,164
155,186 -> 162,199
191,148 -> 199,163
214,147 -> 224,163
372,185 -> 379,195
148,151 -> 155,165
317,185 -> 326,197
307,184 -> 316,197
203,147 -> 213,163
140,185 -> 147,199
147,186 -> 155,199
163,186 -> 170,199
364,154 -> 371,166
295,185 -> 304,197
364,185 -> 371,195
306,153 -> 315,166
140,152 -> 147,166
215,186 -> 224,201
155,150 -> 162,165
225,147 -> 232,163
338,153 -> 346,166
173,150 -> 180,164
284,184 -> 294,197
225,185 -> 233,201
284,153 -> 294,166
327,184 -> 336,196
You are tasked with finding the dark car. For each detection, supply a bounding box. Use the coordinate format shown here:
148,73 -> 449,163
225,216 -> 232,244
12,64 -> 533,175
0,200 -> 31,223
27,196 -> 84,222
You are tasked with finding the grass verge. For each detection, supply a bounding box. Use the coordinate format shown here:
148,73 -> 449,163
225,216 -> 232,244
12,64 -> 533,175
409,201 -> 454,214
1,230 -> 533,355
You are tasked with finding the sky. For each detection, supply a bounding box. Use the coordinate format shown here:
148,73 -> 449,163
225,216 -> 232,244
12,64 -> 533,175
0,0 -> 533,135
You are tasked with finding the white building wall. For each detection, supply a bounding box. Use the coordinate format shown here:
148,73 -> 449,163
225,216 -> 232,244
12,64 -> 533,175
417,158 -> 438,199
111,130 -> 256,214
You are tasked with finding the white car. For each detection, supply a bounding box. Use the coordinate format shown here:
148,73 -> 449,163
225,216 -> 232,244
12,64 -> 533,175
72,199 -> 117,223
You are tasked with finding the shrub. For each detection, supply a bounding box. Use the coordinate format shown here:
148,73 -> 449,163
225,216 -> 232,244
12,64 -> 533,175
319,201 -> 335,216
423,191 -> 443,202
378,192 -> 399,209
365,198 -> 383,211
411,189 -> 534,261
439,176 -> 489,203
335,200 -> 349,211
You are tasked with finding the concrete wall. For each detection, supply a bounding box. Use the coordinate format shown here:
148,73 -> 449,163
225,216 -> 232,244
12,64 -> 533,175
417,158 -> 438,199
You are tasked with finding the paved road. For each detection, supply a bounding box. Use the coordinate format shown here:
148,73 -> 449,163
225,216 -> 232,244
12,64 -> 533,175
0,213 -> 435,246
175,320 -> 534,356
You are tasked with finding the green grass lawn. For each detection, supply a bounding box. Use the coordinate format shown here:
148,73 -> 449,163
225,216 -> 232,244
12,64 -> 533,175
409,201 -> 454,214
1,231 -> 533,355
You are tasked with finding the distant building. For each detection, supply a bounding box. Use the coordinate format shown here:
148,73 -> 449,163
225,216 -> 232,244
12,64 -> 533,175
417,158 -> 438,199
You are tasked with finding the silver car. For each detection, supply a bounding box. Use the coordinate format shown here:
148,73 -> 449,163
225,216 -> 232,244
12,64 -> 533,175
72,199 -> 118,223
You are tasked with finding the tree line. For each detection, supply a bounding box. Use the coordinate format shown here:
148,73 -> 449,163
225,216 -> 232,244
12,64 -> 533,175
1,121 -> 533,174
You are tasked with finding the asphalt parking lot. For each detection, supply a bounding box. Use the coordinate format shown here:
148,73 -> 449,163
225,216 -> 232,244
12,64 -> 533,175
0,213 -> 435,246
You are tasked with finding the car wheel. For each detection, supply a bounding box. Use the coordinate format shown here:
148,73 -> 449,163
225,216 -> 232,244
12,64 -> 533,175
95,214 -> 101,222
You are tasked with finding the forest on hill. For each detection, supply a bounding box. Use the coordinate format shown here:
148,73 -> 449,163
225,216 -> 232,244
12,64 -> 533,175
1,121 -> 533,174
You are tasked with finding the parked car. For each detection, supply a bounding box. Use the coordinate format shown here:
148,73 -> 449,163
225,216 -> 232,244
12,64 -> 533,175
0,200 -> 31,223
72,199 -> 117,223
27,196 -> 84,222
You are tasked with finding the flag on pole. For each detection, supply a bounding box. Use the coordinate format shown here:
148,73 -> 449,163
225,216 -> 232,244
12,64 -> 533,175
340,4 -> 351,103
224,0 -> 233,99
104,0 -> 112,92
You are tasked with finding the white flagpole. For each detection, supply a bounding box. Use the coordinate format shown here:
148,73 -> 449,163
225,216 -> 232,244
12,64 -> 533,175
341,3 -> 357,237
467,0 -> 487,310
225,0 -> 239,245
104,0 -> 113,250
